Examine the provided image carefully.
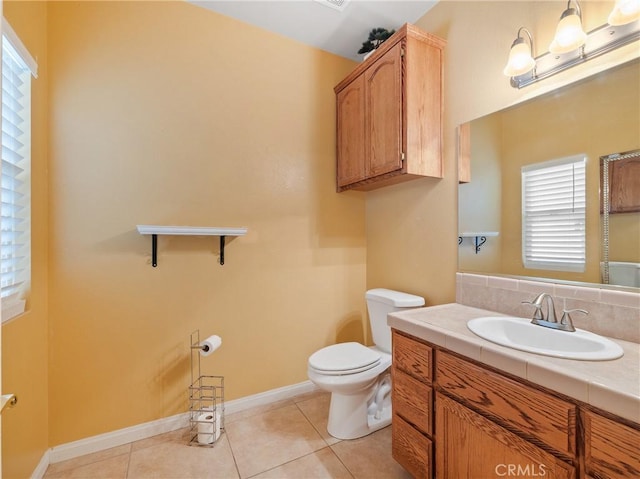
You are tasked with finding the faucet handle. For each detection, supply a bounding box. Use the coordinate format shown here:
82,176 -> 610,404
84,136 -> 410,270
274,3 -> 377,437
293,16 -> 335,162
521,300 -> 544,320
560,308 -> 588,332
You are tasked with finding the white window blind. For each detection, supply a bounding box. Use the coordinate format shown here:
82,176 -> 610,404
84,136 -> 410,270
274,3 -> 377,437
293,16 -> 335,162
1,18 -> 36,322
522,155 -> 586,272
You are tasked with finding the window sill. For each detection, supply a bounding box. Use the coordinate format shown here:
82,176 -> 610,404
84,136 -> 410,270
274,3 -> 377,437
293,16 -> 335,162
2,298 -> 26,323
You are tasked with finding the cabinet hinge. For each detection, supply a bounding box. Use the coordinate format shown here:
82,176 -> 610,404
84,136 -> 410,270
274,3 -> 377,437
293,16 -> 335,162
401,48 -> 405,57
401,152 -> 406,161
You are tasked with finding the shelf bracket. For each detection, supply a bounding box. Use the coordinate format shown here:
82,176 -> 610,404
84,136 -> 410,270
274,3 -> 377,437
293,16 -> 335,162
458,232 -> 498,254
474,236 -> 487,254
152,234 -> 158,267
149,234 -> 228,267
147,234 -> 229,267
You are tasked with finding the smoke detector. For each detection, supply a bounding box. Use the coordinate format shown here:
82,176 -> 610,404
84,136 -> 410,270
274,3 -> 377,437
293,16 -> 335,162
313,0 -> 350,12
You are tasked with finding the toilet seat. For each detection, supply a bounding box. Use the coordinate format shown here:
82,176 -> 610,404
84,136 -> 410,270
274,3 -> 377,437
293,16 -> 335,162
308,342 -> 381,376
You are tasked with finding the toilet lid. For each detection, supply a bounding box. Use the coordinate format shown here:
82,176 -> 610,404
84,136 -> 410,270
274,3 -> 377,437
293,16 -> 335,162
308,342 -> 381,375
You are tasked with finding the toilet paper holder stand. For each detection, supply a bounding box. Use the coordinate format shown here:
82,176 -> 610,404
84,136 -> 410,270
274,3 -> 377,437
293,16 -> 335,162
188,330 -> 225,447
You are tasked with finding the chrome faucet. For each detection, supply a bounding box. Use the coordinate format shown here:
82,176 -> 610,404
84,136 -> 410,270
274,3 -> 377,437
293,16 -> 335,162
525,293 -> 557,323
522,293 -> 587,332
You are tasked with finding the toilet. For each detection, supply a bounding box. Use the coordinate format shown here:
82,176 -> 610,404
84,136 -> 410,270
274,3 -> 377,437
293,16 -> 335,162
307,288 -> 425,440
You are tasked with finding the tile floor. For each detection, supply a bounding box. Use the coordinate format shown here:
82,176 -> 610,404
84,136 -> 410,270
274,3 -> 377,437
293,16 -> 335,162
43,391 -> 412,478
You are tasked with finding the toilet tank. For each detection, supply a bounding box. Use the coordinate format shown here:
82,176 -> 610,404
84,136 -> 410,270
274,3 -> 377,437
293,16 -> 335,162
365,289 -> 425,353
601,261 -> 640,287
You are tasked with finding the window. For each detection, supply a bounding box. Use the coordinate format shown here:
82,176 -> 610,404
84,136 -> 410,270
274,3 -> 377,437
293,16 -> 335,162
1,18 -> 37,322
522,154 -> 586,273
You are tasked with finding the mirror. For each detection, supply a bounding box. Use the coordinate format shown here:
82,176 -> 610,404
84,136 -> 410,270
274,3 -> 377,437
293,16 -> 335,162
458,59 -> 639,289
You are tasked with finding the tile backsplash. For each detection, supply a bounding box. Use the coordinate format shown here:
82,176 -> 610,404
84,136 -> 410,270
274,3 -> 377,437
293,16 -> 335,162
456,273 -> 640,343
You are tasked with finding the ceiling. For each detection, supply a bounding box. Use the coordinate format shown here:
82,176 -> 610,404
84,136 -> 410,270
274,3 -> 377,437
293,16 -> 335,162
188,1 -> 439,61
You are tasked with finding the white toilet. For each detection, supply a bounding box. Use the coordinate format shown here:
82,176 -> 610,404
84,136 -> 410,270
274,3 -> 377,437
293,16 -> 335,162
307,288 -> 425,440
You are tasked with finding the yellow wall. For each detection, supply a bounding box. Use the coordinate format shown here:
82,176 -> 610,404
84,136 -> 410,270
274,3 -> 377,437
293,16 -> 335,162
46,1 -> 364,448
1,2 -> 50,478
610,214 -> 640,263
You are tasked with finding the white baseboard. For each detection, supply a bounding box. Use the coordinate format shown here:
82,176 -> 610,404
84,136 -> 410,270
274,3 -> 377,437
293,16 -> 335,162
48,412 -> 189,464
30,449 -> 50,479
44,380 -> 318,468
224,379 -> 319,415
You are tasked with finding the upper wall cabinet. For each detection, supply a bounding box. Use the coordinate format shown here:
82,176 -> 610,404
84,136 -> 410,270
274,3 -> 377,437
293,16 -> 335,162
335,24 -> 446,192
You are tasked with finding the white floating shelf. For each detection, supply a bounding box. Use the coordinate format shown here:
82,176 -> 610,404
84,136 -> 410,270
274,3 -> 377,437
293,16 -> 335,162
136,225 -> 247,237
136,225 -> 248,266
459,232 -> 499,238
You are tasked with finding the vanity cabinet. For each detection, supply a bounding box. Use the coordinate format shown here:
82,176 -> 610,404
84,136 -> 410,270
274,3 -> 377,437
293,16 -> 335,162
334,24 -> 445,192
391,329 -> 640,478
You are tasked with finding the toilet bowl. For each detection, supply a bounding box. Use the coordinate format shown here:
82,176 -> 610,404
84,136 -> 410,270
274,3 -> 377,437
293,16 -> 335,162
307,289 -> 425,440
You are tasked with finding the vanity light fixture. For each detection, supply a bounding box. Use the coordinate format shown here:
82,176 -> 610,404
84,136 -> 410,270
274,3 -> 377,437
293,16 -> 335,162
549,0 -> 587,54
503,27 -> 536,76
506,1 -> 640,89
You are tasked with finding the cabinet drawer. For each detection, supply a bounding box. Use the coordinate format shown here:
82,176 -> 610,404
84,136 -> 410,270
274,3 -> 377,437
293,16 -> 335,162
392,413 -> 432,479
436,351 -> 577,457
393,368 -> 432,435
392,330 -> 432,383
584,410 -> 640,478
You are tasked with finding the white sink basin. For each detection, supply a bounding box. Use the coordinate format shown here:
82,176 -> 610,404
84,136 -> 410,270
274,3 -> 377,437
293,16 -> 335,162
467,316 -> 624,361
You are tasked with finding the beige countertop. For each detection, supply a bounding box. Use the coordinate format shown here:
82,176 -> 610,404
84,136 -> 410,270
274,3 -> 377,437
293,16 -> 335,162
388,303 -> 640,424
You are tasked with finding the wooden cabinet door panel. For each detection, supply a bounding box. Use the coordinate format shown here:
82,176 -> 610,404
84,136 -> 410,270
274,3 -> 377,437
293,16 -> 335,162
404,33 -> 443,179
436,393 -> 575,479
336,75 -> 366,188
436,351 -> 576,457
457,122 -> 471,183
393,413 -> 432,479
584,411 -> 640,478
601,157 -> 640,213
392,330 -> 432,382
393,368 -> 432,435
365,42 -> 403,178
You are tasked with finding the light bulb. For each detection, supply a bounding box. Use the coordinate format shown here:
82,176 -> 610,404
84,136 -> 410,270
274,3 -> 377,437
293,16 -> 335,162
549,10 -> 587,53
503,40 -> 535,76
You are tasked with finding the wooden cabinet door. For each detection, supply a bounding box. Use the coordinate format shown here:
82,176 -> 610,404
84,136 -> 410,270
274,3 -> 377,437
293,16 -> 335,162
336,75 -> 366,188
601,157 -> 640,213
435,393 -> 575,479
584,410 -> 640,478
457,122 -> 471,183
365,42 -> 403,178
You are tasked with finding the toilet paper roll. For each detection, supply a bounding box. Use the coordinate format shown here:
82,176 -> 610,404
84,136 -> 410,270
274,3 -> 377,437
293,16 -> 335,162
200,335 -> 222,357
197,410 -> 221,445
